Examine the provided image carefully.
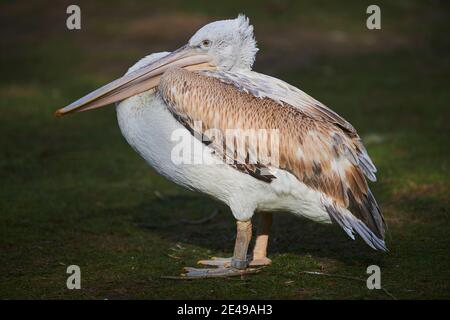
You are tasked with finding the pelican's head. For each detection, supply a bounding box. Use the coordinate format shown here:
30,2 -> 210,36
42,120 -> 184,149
188,14 -> 258,71
55,14 -> 257,117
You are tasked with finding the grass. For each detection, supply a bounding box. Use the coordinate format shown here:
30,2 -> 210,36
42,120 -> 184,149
0,0 -> 449,299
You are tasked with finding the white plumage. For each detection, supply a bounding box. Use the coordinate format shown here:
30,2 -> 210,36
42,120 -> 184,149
116,57 -> 330,223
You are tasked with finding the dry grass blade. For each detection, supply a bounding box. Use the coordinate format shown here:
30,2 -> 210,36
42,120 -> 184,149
300,271 -> 397,300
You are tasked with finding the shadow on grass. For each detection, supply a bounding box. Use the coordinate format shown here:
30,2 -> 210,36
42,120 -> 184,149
129,193 -> 387,267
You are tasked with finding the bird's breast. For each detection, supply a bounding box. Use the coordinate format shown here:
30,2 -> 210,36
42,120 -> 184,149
115,90 -> 276,220
116,91 -> 185,182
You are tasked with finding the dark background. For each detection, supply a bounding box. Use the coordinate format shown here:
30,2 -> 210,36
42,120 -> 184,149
0,0 -> 448,299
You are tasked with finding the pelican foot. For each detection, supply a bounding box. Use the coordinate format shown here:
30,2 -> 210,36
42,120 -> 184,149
198,255 -> 260,267
249,257 -> 272,267
197,257 -> 232,267
180,266 -> 260,279
198,256 -> 271,267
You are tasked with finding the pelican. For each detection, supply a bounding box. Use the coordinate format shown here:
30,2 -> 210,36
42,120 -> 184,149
55,15 -> 387,278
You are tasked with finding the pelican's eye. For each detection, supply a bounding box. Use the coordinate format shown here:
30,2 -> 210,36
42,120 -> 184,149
201,40 -> 211,48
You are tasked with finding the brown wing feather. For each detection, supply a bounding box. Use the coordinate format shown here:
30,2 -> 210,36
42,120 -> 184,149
158,67 -> 386,246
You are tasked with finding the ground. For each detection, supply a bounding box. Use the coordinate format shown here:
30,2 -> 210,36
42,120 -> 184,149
0,0 -> 449,299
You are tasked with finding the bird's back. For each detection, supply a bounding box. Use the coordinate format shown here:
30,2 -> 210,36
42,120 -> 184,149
158,67 -> 387,250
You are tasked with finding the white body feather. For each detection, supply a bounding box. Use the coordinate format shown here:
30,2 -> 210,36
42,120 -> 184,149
116,54 -> 332,223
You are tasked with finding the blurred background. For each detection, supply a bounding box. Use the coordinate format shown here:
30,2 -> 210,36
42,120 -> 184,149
0,0 -> 448,299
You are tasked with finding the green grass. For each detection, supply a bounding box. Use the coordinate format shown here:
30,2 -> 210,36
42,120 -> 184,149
0,0 -> 449,299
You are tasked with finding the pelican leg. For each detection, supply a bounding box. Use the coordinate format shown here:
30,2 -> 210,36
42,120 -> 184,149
249,213 -> 272,266
180,220 -> 259,279
231,220 -> 252,269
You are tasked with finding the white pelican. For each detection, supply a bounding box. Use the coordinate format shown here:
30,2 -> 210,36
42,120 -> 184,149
56,15 -> 387,278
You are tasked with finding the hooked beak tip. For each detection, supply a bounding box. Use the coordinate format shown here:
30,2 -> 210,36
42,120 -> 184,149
54,110 -> 64,118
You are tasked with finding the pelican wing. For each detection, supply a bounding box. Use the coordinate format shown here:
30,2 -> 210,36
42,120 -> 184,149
158,67 -> 386,250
